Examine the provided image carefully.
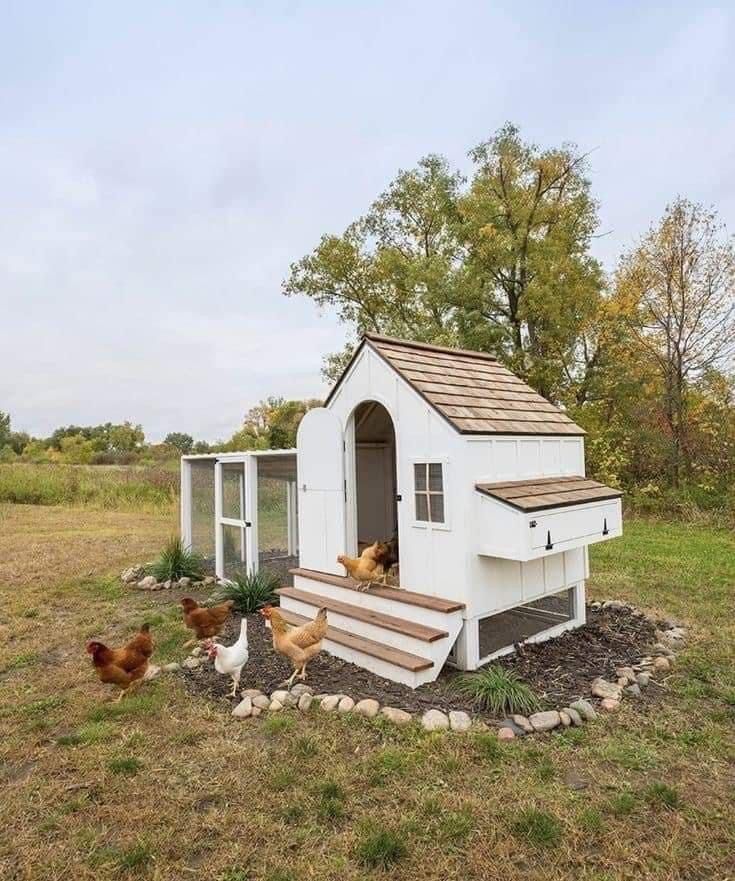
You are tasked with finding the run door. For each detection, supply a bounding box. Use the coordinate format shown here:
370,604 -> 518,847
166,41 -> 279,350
215,458 -> 255,581
296,408 -> 345,574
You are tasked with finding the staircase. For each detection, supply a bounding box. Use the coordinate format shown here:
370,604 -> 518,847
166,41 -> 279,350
277,567 -> 465,688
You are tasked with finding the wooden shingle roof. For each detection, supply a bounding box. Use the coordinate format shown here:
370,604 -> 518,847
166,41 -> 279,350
327,333 -> 584,437
476,476 -> 621,512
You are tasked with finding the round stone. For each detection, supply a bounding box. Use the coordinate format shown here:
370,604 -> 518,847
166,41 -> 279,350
562,707 -> 583,726
591,678 -> 623,700
636,672 -> 651,687
182,656 -> 202,669
232,696 -> 252,719
269,699 -> 284,712
298,693 -> 313,711
559,710 -> 572,727
653,656 -> 671,672
320,695 -> 340,712
252,694 -> 271,710
354,699 -> 380,718
251,706 -> 262,718
421,709 -> 449,731
498,717 -> 528,737
497,726 -> 515,740
338,696 -> 355,713
290,683 -> 314,698
381,706 -> 412,726
162,662 -> 180,673
511,714 -> 534,734
270,690 -> 290,704
529,710 -> 561,732
448,710 -> 472,732
600,698 -> 620,711
625,683 -> 642,697
241,688 -> 262,698
569,699 -> 597,721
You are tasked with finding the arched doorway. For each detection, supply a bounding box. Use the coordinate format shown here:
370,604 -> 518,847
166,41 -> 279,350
351,401 -> 398,571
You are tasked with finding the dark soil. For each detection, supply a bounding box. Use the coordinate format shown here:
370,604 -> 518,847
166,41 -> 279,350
179,604 -> 661,720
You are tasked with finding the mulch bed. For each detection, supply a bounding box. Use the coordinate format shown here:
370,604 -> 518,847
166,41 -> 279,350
179,604 -> 662,720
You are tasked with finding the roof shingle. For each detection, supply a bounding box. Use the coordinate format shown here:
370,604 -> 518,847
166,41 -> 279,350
357,334 -> 585,437
476,476 -> 621,511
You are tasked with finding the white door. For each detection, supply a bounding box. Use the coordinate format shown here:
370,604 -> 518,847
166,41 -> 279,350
215,458 -> 255,581
297,408 -> 345,574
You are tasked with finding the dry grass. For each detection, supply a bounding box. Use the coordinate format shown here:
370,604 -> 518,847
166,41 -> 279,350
1,504 -> 734,880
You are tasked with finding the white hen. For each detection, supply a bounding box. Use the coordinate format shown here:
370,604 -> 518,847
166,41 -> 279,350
205,618 -> 249,697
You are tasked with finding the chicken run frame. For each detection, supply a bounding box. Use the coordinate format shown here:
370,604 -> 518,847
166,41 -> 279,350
181,334 -> 623,688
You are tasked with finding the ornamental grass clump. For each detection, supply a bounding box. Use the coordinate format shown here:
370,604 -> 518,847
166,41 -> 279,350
453,665 -> 541,716
147,537 -> 204,582
211,569 -> 280,613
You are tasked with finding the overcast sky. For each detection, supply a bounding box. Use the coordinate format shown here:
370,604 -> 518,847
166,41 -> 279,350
2,2 -> 733,442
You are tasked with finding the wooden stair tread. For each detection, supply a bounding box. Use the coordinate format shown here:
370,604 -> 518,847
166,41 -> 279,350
277,587 -> 448,642
277,609 -> 434,672
289,567 -> 465,613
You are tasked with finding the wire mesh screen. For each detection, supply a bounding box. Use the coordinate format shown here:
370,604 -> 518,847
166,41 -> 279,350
257,455 -> 297,585
189,460 -> 216,572
478,587 -> 575,660
222,523 -> 247,581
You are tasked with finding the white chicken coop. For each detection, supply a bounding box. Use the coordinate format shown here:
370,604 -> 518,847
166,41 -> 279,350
181,334 -> 622,688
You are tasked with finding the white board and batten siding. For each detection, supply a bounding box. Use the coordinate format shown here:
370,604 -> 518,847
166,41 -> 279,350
324,344 -> 468,602
455,436 -> 585,618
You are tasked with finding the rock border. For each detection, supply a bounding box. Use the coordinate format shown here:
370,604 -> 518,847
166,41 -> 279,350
121,564 -> 217,592
178,598 -> 687,738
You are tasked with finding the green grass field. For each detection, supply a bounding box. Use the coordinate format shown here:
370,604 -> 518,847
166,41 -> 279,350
1,503 -> 733,880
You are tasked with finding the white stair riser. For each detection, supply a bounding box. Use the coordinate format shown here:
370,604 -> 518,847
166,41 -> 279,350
293,574 -> 457,630
319,637 -> 436,689
280,594 -> 460,661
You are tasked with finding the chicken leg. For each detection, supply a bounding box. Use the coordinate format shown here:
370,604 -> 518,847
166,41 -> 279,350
228,668 -> 242,698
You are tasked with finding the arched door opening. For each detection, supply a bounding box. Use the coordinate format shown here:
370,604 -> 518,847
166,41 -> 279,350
352,401 -> 399,580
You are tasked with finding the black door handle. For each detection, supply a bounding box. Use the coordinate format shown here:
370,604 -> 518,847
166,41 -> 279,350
545,530 -> 553,550
602,517 -> 609,536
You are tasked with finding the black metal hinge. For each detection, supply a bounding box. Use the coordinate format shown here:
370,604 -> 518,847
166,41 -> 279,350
602,517 -> 609,536
529,519 -> 537,528
396,494 -> 402,502
545,530 -> 553,551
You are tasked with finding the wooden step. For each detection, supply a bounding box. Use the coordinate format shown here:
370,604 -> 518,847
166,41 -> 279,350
289,567 -> 465,613
277,609 -> 434,672
277,587 -> 449,643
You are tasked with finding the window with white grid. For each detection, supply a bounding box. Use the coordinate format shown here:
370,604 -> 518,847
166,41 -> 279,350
414,462 -> 445,524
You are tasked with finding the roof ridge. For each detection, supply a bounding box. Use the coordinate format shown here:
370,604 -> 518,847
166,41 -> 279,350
364,332 -> 497,363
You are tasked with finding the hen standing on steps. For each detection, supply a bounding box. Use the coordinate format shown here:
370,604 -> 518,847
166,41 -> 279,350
204,618 -> 249,697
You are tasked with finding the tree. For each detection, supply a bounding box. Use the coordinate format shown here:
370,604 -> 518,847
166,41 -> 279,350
457,124 -> 603,398
227,398 -> 322,450
615,199 -> 735,483
59,433 -> 96,464
0,411 -> 10,448
108,422 -> 145,453
164,432 -> 194,454
284,126 -> 603,396
285,155 -> 466,379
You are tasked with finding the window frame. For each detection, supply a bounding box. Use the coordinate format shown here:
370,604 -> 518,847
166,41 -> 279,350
410,458 -> 450,530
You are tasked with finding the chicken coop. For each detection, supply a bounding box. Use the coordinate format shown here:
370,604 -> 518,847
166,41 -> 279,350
180,450 -> 298,585
182,333 -> 623,688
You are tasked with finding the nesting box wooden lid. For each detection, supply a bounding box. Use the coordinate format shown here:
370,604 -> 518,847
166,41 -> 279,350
326,333 -> 584,436
475,476 -> 622,512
